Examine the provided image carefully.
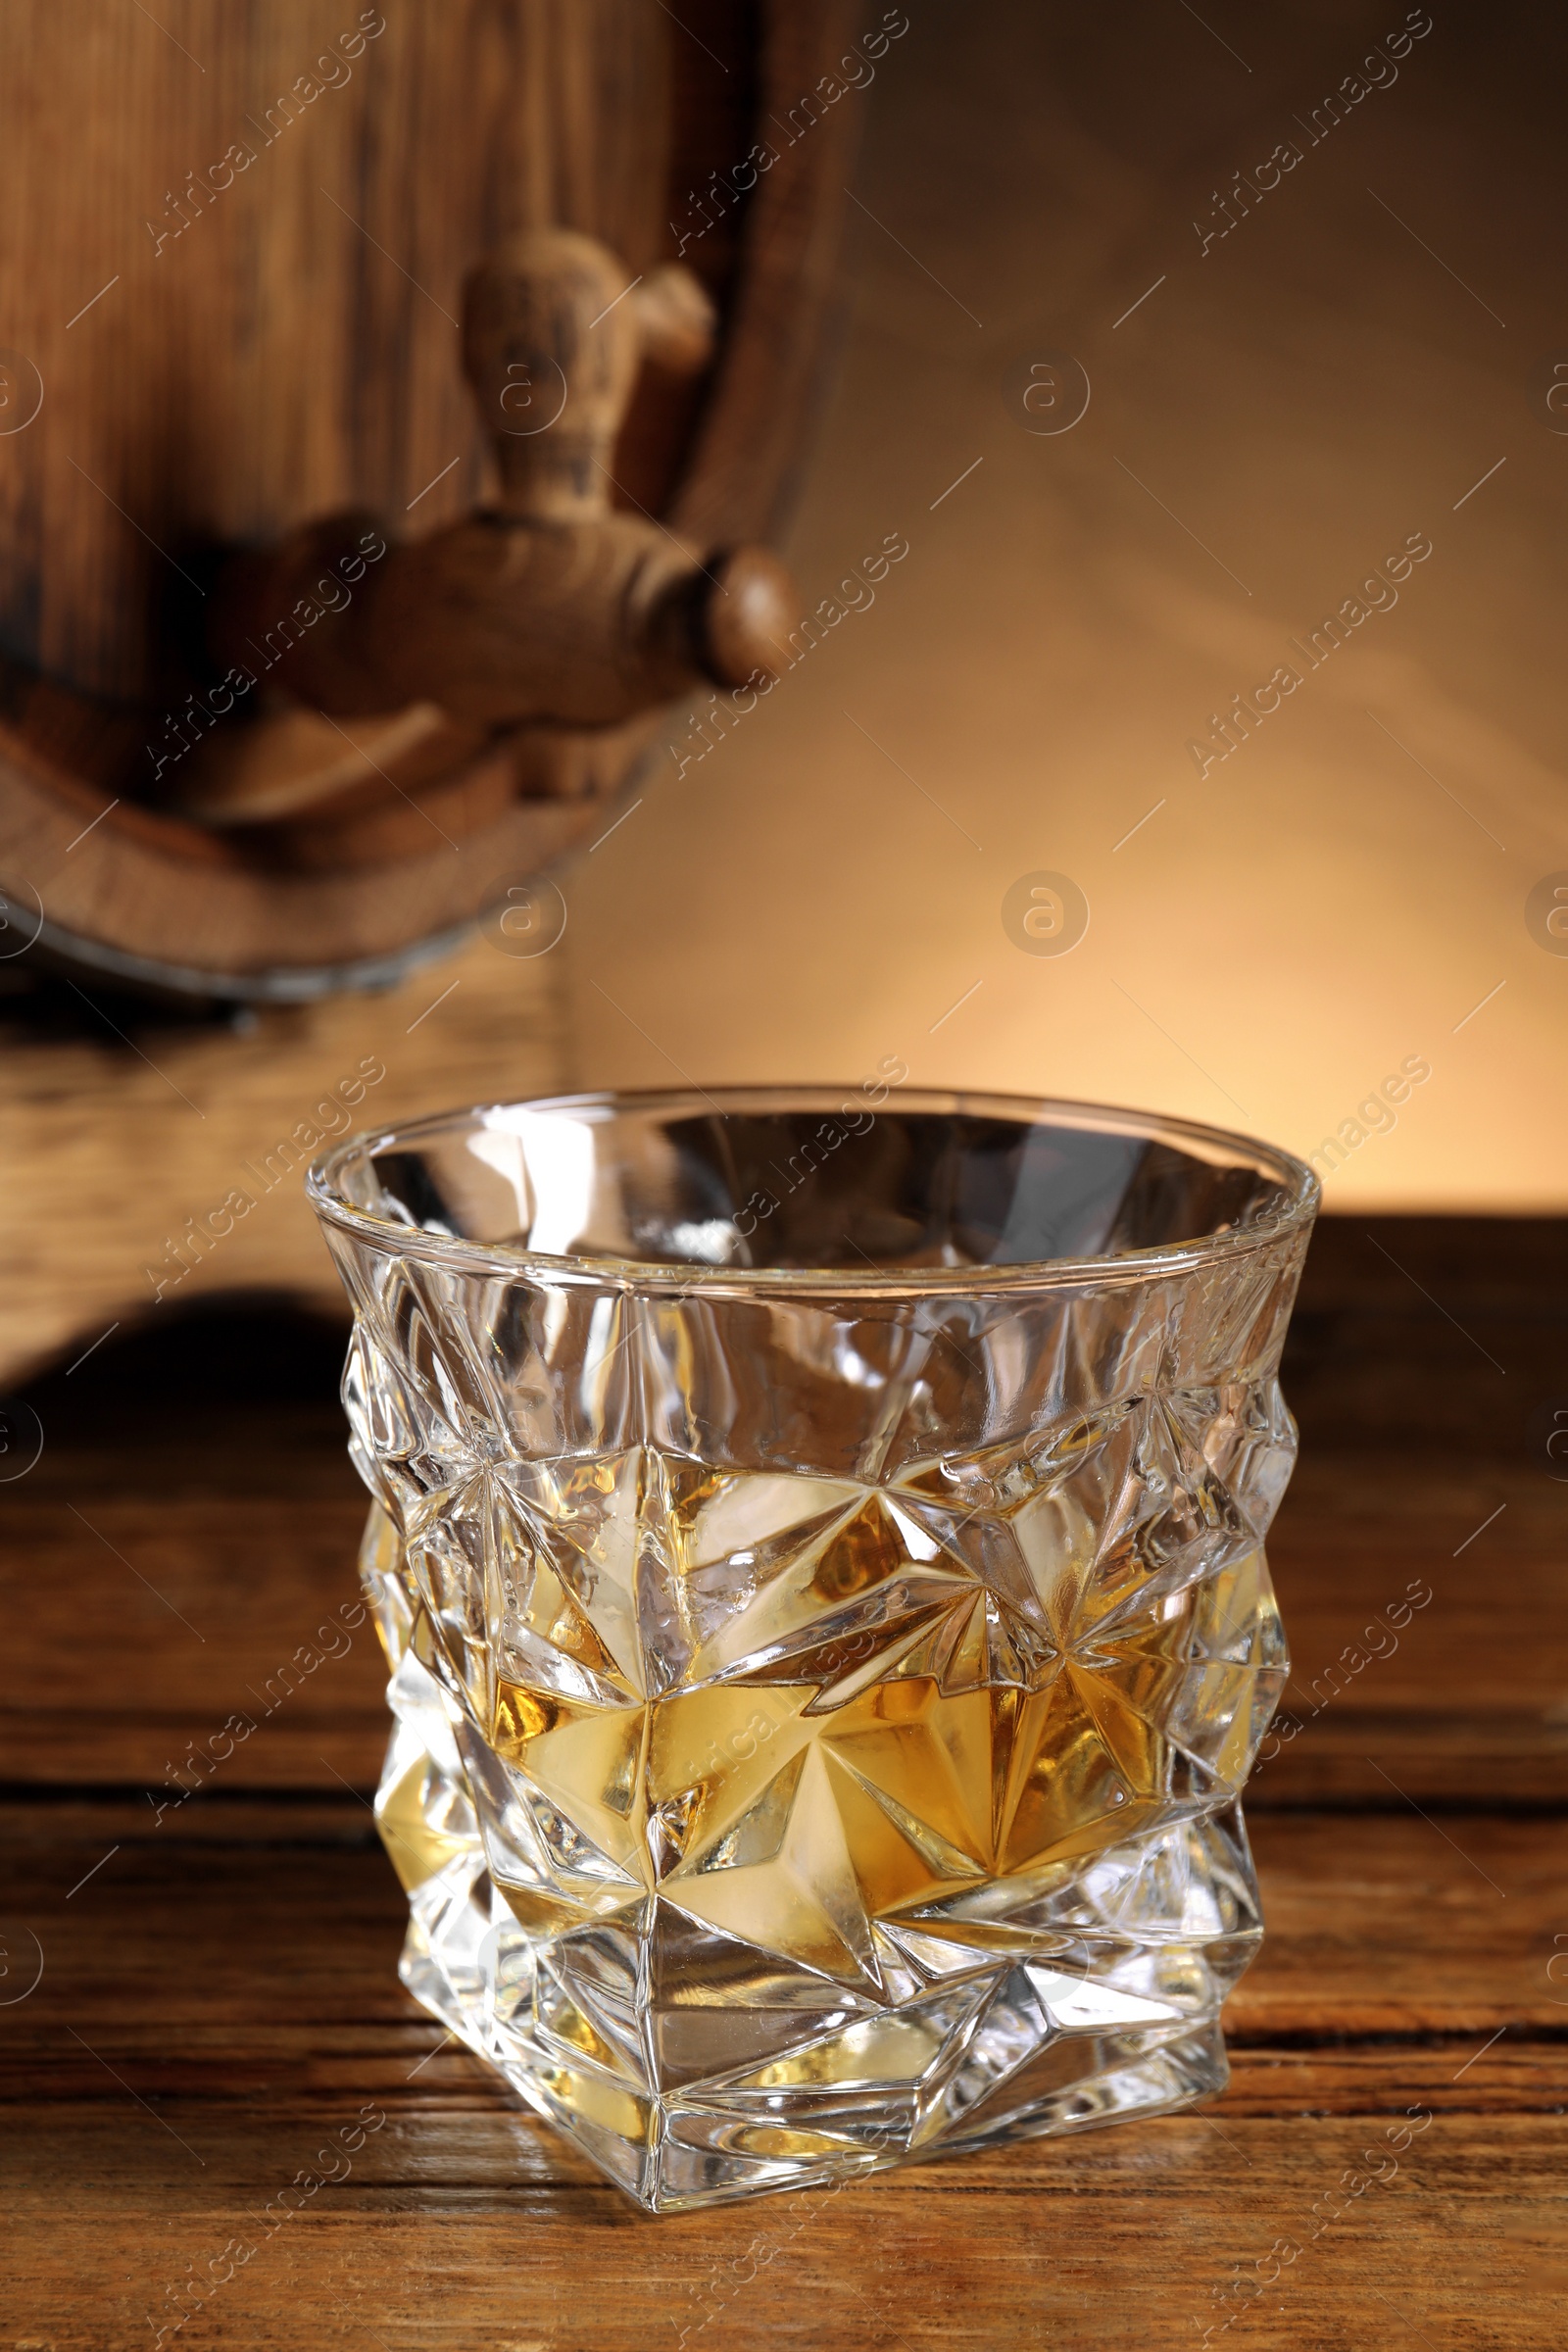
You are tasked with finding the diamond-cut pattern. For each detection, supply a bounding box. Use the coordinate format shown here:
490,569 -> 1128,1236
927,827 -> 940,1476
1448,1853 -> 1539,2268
326,1214 -> 1307,2212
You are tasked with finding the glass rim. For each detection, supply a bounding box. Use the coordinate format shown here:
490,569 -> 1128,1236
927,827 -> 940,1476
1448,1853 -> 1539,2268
307,1086 -> 1319,1297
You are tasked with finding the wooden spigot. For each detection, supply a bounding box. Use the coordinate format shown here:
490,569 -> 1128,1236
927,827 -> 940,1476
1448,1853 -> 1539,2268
207,230 -> 797,736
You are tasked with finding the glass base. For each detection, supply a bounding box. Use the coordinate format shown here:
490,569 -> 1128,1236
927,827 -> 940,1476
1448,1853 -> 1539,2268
378,1673 -> 1253,2213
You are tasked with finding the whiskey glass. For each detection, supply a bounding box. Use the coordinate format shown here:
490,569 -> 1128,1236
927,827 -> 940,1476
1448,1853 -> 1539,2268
308,1089 -> 1317,2212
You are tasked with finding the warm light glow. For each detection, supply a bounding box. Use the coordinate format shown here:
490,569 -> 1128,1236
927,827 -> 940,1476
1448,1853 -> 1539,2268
567,7 -> 1566,1210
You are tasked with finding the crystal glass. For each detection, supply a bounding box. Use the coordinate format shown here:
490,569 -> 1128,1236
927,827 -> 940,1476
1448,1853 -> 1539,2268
308,1088 -> 1317,2212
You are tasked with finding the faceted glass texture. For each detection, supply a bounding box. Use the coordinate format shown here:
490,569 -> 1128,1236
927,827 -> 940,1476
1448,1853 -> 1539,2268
309,1090 -> 1317,2212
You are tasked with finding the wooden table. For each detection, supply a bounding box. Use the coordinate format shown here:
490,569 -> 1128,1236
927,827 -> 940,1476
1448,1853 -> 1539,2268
2,1218 -> 1563,2347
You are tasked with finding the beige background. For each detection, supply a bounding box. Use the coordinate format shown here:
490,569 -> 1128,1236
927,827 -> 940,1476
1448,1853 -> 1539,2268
562,0 -> 1567,1207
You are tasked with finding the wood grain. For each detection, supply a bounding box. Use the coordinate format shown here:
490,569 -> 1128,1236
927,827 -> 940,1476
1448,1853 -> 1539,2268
5,1216 -> 1563,1802
0,1807 -> 1560,2346
0,0 -> 863,986
0,925 -> 570,1386
5,1446 -> 1565,1803
0,1 -> 670,699
0,1216 -> 1562,2346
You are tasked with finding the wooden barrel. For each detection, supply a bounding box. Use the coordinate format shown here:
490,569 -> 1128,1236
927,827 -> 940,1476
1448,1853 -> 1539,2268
0,0 -> 859,997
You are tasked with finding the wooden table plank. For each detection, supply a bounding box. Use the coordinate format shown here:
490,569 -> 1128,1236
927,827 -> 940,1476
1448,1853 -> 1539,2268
6,1456 -> 1563,1798
1,2123 -> 1562,2349
5,1218 -> 1567,1803
3,1804 -> 1559,2047
2,1218 -> 1564,2346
